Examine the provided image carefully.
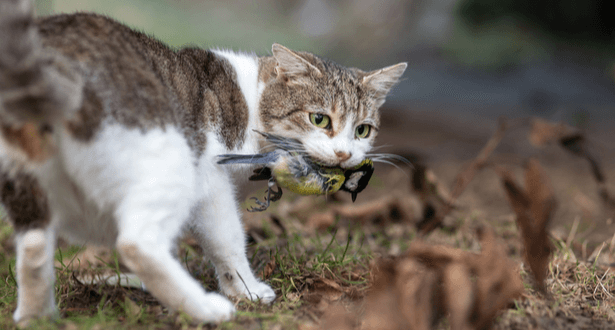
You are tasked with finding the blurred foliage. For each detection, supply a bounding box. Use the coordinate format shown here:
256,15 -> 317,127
32,0 -> 415,69
447,0 -> 615,70
444,17 -> 550,71
458,0 -> 615,43
34,0 -> 314,55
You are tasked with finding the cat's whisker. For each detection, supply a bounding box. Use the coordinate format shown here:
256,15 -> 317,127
370,158 -> 409,177
367,153 -> 413,167
368,144 -> 392,152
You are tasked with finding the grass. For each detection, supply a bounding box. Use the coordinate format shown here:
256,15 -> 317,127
0,200 -> 378,329
1,183 -> 614,329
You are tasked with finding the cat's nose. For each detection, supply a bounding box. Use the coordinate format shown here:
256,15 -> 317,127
335,151 -> 351,162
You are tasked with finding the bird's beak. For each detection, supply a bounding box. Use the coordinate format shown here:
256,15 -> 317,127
351,192 -> 358,202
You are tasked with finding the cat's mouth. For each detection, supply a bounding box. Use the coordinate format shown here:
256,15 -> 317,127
254,130 -> 358,169
308,156 -> 339,168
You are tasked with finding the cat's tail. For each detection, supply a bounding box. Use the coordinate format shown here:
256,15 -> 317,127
0,0 -> 83,126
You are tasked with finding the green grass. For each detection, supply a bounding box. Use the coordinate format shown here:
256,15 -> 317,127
0,208 -> 378,329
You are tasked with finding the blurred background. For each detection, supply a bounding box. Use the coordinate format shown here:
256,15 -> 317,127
34,0 -> 615,127
33,0 -> 615,243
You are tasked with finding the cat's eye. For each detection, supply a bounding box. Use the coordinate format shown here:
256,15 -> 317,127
355,124 -> 371,139
309,113 -> 331,129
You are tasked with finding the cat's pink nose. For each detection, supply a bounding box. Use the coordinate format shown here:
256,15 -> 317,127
335,151 -> 351,162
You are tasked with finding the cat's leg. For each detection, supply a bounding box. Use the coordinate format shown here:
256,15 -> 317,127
101,130 -> 235,323
190,166 -> 275,303
0,166 -> 57,324
116,232 -> 235,323
13,227 -> 57,324
114,190 -> 235,323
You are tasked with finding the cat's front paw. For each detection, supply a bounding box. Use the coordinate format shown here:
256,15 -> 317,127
192,293 -> 236,323
220,272 -> 276,304
245,281 -> 276,304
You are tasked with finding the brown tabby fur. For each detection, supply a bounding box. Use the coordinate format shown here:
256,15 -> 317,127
0,9 -> 404,230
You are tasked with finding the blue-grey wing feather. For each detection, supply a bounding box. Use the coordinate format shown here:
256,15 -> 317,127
217,151 -> 281,165
254,131 -> 304,152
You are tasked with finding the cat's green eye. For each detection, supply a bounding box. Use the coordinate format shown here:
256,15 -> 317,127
355,124 -> 371,139
309,113 -> 331,129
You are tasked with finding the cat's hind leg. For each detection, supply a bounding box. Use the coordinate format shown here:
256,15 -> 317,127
0,166 -> 58,325
13,227 -> 57,325
190,165 -> 276,303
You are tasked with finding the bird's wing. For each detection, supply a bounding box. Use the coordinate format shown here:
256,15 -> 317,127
216,151 -> 281,165
254,131 -> 305,152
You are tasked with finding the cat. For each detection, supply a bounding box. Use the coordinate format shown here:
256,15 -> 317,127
0,0 -> 407,324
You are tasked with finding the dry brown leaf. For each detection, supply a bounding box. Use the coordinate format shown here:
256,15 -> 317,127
412,164 -> 450,233
471,227 -> 524,329
405,241 -> 468,268
528,118 -> 573,147
528,118 -> 614,210
305,193 -> 417,230
525,159 -> 557,225
443,263 -> 473,330
417,118 -> 508,234
260,258 -> 276,280
327,227 -> 523,330
307,277 -> 347,305
497,159 -> 554,292
361,258 -> 436,330
319,304 -> 356,330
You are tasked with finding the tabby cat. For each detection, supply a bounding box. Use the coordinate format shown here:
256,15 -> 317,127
0,0 -> 406,324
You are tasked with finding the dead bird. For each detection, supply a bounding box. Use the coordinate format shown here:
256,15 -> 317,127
217,132 -> 374,211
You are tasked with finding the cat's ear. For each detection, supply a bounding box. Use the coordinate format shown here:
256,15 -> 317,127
272,43 -> 322,79
361,62 -> 407,107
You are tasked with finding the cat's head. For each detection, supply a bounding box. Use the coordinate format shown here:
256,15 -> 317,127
259,44 -> 406,169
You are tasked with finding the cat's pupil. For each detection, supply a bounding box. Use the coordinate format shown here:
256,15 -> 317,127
357,125 -> 365,135
314,114 -> 323,124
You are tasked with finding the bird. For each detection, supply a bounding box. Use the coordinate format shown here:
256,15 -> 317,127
217,132 -> 374,211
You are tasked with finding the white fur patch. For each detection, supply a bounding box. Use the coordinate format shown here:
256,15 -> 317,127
13,228 -> 57,323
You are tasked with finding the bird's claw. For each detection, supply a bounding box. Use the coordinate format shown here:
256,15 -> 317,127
269,185 -> 283,202
247,182 -> 283,212
248,196 -> 269,212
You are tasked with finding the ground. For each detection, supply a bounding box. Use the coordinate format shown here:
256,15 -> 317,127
1,108 -> 614,329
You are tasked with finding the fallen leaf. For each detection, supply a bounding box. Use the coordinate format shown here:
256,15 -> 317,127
417,117 -> 508,234
528,118 -> 573,147
260,258 -> 276,280
496,158 -> 555,292
471,227 -> 524,329
528,118 -> 614,211
325,227 -> 523,330
305,193 -> 417,230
